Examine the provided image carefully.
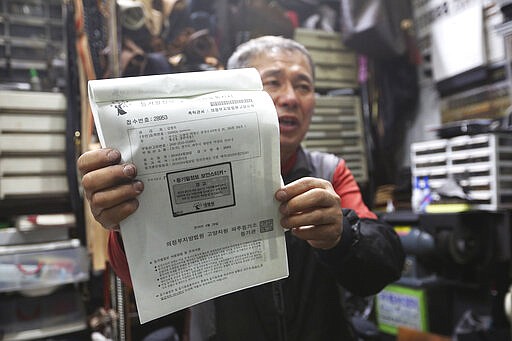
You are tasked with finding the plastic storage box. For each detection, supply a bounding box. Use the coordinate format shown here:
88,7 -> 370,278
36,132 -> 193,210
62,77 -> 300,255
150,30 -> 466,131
0,239 -> 89,293
0,286 -> 86,340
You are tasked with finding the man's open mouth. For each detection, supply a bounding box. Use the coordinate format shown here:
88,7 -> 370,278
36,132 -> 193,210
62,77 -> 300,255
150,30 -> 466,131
279,117 -> 299,127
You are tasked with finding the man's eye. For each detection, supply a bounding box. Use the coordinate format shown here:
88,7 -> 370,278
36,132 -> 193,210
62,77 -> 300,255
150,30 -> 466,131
263,80 -> 280,88
296,83 -> 313,93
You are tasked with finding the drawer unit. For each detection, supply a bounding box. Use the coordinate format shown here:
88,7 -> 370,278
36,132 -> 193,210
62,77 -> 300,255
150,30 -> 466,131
0,133 -> 66,154
0,91 -> 66,112
0,90 -> 68,199
294,28 -> 358,90
0,114 -> 66,133
294,29 -> 366,183
302,95 -> 368,183
0,156 -> 66,175
411,133 -> 512,210
0,175 -> 68,198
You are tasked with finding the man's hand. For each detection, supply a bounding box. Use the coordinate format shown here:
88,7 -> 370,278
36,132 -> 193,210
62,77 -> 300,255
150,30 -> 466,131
275,177 -> 343,249
77,148 -> 144,231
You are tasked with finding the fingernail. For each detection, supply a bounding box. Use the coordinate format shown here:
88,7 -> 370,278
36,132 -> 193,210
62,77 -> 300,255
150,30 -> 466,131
107,149 -> 120,162
275,190 -> 287,201
123,164 -> 136,177
133,181 -> 144,193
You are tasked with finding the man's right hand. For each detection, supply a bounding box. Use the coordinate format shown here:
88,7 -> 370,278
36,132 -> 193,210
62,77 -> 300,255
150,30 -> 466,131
77,148 -> 144,231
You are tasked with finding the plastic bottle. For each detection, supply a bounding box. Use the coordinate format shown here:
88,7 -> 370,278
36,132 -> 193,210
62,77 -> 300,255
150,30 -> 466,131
386,199 -> 395,213
411,176 -> 422,212
419,176 -> 432,212
29,68 -> 42,91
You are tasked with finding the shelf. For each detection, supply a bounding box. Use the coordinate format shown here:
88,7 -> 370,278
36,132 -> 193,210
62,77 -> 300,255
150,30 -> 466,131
0,227 -> 69,246
0,90 -> 66,112
0,195 -> 72,218
0,286 -> 87,341
5,15 -> 63,27
0,156 -> 67,176
0,3 -> 86,340
2,322 -> 86,341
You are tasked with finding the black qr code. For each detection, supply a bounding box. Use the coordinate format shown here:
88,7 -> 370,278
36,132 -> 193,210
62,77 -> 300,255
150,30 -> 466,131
259,219 -> 274,233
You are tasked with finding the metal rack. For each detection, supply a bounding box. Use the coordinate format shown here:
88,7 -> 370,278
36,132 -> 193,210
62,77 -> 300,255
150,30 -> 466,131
0,0 -> 65,88
0,90 -> 90,340
0,2 -> 89,340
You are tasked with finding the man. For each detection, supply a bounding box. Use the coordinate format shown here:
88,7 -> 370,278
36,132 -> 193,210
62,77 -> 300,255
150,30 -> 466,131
78,36 -> 404,340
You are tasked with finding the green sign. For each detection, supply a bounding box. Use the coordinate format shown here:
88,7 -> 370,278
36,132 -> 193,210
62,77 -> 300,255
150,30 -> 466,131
376,284 -> 428,335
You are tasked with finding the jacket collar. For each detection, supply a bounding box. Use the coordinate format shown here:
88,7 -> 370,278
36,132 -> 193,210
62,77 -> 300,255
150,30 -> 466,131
281,147 -> 311,185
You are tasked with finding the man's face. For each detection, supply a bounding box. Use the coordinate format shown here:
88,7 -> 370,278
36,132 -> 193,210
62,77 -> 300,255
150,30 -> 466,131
248,49 -> 315,162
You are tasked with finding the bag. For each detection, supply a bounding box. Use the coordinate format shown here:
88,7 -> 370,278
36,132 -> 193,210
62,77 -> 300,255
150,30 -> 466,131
340,0 -> 411,59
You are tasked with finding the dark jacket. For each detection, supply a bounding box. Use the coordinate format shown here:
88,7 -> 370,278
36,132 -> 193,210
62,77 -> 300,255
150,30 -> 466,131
214,148 -> 405,340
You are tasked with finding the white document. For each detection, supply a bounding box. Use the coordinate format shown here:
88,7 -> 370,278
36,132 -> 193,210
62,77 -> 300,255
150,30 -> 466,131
431,0 -> 485,82
88,68 -> 288,323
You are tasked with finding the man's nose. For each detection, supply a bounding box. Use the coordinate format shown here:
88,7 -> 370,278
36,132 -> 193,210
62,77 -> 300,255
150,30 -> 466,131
276,82 -> 298,106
